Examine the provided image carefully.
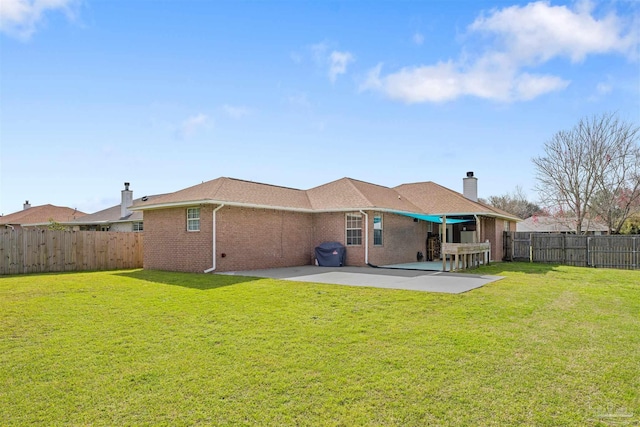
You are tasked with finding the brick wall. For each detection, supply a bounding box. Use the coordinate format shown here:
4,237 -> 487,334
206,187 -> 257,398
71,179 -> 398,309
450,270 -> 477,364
144,205 -> 214,272
312,211 -> 427,267
144,205 -> 314,272
312,211 -> 364,266
368,212 -> 428,266
145,205 -> 511,272
215,206 -> 313,271
480,216 -> 512,261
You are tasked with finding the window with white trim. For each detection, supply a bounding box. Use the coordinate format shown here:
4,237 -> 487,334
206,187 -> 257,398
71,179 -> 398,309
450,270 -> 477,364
187,208 -> 200,231
373,214 -> 383,246
133,222 -> 143,232
346,213 -> 362,246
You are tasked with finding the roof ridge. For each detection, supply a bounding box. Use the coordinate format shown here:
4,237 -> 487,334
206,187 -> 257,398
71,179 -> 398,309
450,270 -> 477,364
345,177 -> 393,190
395,180 -> 436,187
343,178 -> 374,207
224,176 -> 303,192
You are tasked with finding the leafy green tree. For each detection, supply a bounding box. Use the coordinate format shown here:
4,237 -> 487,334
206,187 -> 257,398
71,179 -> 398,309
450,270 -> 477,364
47,218 -> 68,231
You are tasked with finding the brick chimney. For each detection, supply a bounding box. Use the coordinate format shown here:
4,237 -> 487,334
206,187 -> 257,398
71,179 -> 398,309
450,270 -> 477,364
23,200 -> 31,210
121,183 -> 133,218
463,172 -> 478,202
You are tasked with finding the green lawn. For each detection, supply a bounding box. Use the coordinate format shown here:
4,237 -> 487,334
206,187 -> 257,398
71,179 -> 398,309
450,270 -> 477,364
1,263 -> 638,426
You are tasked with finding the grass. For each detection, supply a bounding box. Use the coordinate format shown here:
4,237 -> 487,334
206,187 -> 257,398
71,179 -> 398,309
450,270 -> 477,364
1,263 -> 638,426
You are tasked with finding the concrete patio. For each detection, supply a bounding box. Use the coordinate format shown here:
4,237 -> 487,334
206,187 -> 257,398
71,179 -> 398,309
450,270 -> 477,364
218,265 -> 503,294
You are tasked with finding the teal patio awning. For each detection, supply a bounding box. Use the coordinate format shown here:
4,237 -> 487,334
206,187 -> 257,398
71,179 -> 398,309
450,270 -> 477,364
391,211 -> 472,224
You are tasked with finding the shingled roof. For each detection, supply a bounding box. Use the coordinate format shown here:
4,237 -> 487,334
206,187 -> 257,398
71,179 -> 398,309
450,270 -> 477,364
131,176 -> 520,221
306,178 -> 423,212
395,181 -> 520,219
67,194 -> 166,225
0,205 -> 85,226
133,177 -> 313,211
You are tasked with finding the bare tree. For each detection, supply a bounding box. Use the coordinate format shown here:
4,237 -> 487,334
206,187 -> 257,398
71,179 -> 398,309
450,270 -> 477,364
483,186 -> 542,219
533,112 -> 640,234
589,130 -> 640,233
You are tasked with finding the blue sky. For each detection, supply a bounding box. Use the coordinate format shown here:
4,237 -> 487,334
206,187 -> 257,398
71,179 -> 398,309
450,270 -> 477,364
1,0 -> 638,215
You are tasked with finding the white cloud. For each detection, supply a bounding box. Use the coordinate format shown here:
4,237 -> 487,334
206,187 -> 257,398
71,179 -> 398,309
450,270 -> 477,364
469,1 -> 637,64
328,50 -> 354,82
287,92 -> 311,108
310,42 -> 328,65
222,104 -> 250,119
361,61 -> 569,103
596,81 -> 613,95
0,0 -> 79,40
361,1 -> 637,104
511,73 -> 570,101
412,32 -> 424,46
177,113 -> 210,139
307,42 -> 354,82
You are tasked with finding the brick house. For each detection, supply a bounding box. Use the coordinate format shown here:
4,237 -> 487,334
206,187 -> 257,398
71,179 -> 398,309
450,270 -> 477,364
131,173 -> 519,273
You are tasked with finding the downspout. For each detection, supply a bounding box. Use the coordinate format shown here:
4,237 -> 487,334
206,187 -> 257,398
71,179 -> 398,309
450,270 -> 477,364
204,204 -> 225,273
359,210 -> 369,265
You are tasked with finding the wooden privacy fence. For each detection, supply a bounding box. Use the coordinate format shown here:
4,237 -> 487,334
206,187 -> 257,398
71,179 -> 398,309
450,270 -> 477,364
0,229 -> 143,275
504,232 -> 640,270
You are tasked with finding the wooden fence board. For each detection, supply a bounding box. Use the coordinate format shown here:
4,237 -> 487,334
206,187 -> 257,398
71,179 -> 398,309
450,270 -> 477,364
0,229 -> 143,275
504,232 -> 639,270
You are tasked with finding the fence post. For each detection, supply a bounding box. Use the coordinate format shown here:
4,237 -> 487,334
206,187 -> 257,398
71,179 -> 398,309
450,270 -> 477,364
511,231 -> 515,261
586,236 -> 591,267
529,233 -> 533,263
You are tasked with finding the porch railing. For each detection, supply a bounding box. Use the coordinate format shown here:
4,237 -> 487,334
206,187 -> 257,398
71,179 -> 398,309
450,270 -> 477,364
441,242 -> 491,272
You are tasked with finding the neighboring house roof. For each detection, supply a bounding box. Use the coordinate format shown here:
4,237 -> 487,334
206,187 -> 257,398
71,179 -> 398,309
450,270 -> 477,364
517,215 -> 609,233
67,194 -> 165,226
0,204 -> 85,226
394,181 -> 520,219
131,176 -> 520,221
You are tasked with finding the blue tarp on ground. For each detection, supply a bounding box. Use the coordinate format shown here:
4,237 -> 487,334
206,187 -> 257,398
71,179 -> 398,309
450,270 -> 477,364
390,211 -> 472,224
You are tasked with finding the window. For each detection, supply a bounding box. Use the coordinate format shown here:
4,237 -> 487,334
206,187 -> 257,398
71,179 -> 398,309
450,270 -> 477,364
504,220 -> 510,232
373,214 -> 383,246
346,213 -> 362,245
133,222 -> 143,232
187,208 -> 200,231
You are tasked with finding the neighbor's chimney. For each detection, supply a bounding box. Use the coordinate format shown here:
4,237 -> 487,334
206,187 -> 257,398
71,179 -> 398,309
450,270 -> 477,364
121,182 -> 133,218
463,171 -> 478,202
23,200 -> 31,210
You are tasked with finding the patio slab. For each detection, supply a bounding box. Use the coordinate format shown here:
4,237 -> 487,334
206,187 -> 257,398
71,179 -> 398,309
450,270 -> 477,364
218,265 -> 503,294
